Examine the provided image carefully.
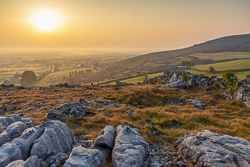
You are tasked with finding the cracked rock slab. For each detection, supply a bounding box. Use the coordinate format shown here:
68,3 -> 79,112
174,130 -> 250,167
112,125 -> 149,167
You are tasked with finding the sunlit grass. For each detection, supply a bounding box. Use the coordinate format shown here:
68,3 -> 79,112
1,85 -> 249,148
189,52 -> 250,61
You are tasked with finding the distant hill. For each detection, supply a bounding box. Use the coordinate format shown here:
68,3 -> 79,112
118,34 -> 250,71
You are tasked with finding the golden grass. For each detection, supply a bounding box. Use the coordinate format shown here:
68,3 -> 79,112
1,85 -> 250,148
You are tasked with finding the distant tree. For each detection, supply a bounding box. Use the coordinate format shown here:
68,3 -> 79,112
209,66 -> 215,72
21,70 -> 37,84
181,61 -> 191,66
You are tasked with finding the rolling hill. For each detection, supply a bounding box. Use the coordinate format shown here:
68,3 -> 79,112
117,34 -> 250,71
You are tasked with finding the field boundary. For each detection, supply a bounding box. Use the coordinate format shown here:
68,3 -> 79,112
192,68 -> 250,73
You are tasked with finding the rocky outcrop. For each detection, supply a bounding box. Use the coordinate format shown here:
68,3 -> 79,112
173,130 -> 250,166
234,86 -> 250,109
64,125 -> 116,167
147,70 -> 250,108
6,156 -> 45,167
161,81 -> 187,89
0,143 -> 22,167
112,125 -> 149,167
46,99 -> 96,120
0,116 -> 30,147
0,115 -> 75,167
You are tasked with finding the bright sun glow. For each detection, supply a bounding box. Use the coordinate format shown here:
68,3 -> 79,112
30,9 -> 63,32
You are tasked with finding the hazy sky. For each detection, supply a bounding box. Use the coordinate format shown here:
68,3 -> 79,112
0,0 -> 250,51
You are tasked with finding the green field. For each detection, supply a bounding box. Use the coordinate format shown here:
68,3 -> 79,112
194,59 -> 250,71
100,72 -> 164,85
187,70 -> 250,80
189,52 -> 250,61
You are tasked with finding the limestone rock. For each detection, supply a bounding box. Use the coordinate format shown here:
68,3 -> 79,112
21,118 -> 34,128
12,126 -> 44,160
30,128 -> 63,160
0,116 -> 15,127
41,121 -> 75,154
64,146 -> 105,167
161,81 -> 187,89
94,125 -> 116,149
0,143 -> 22,167
188,99 -> 207,109
234,86 -> 250,109
0,131 -> 11,147
112,125 -> 149,167
0,123 -> 5,133
46,110 -> 62,121
7,115 -> 21,122
6,156 -> 45,167
5,121 -> 27,140
174,130 -> 250,166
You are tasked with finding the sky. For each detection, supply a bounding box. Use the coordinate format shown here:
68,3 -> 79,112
0,0 -> 250,51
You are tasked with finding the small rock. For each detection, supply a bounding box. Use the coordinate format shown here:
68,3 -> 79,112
126,111 -> 135,116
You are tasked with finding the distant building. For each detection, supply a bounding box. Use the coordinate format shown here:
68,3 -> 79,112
4,77 -> 19,84
35,73 -> 43,77
177,66 -> 191,70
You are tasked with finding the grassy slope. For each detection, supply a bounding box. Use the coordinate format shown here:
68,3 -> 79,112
2,85 -> 250,149
100,72 -> 164,85
189,52 -> 250,61
193,59 -> 250,71
187,70 -> 250,79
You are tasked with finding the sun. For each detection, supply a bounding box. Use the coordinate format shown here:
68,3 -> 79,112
30,9 -> 63,32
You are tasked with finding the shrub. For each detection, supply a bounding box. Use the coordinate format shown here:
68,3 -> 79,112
181,61 -> 191,66
160,80 -> 165,84
209,66 -> 215,73
222,72 -> 241,97
148,80 -> 153,84
183,74 -> 191,83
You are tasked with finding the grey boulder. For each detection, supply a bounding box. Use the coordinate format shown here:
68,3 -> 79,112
0,131 -> 11,147
6,156 -> 45,167
64,146 -> 105,167
46,110 -> 62,121
0,143 -> 22,167
112,125 -> 149,167
5,121 -> 27,140
12,126 -> 44,160
30,128 -> 63,160
94,125 -> 116,149
161,81 -> 187,89
174,130 -> 250,166
41,121 -> 75,154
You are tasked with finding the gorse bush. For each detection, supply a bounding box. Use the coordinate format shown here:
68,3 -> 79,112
222,72 -> 242,97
